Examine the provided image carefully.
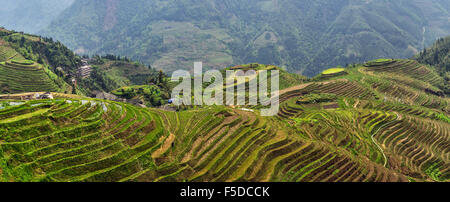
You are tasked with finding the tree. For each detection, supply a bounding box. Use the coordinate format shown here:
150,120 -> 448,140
434,52 -> 439,63
158,70 -> 164,85
20,36 -> 25,46
37,56 -> 44,64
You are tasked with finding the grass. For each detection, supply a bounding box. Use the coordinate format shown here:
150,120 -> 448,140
322,68 -> 345,75
435,113 -> 450,123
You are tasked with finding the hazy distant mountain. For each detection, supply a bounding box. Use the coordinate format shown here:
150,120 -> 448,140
0,0 -> 74,34
41,0 -> 450,76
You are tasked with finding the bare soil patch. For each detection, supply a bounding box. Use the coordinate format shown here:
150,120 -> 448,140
152,133 -> 176,159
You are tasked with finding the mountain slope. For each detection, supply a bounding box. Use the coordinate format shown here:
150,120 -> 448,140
0,28 -> 79,94
41,0 -> 450,76
0,58 -> 448,182
415,35 -> 450,95
0,0 -> 74,34
0,28 -> 169,98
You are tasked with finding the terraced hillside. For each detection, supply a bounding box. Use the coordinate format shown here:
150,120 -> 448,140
0,39 -> 23,61
0,58 -> 448,182
0,99 -> 409,182
0,29 -> 78,94
0,60 -> 61,93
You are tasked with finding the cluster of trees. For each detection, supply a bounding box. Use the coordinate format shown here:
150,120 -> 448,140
113,84 -> 170,107
76,53 -> 172,103
416,37 -> 450,75
146,70 -> 171,106
100,54 -> 131,62
297,93 -> 337,104
148,70 -> 168,87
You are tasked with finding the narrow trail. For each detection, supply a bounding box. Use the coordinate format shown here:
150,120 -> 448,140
353,99 -> 360,108
7,53 -> 19,60
278,83 -> 311,95
370,112 -> 402,168
358,67 -> 375,76
371,126 -> 388,168
152,133 -> 175,159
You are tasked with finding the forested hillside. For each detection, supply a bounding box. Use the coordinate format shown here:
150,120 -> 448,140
0,0 -> 74,34
41,0 -> 450,76
416,36 -> 450,95
0,27 -> 170,98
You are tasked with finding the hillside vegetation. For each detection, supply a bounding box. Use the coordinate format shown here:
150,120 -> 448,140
0,28 -> 168,100
78,55 -> 165,94
416,36 -> 450,95
0,60 -> 61,93
0,58 -> 448,182
0,29 -> 78,94
41,0 -> 450,76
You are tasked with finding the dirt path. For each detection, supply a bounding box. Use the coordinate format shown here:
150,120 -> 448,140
372,126 -> 388,168
353,99 -> 360,108
152,133 -> 175,159
370,112 -> 402,168
7,53 -> 19,60
278,83 -> 311,95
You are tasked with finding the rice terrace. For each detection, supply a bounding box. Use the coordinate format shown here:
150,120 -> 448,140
0,0 -> 449,185
0,56 -> 448,182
